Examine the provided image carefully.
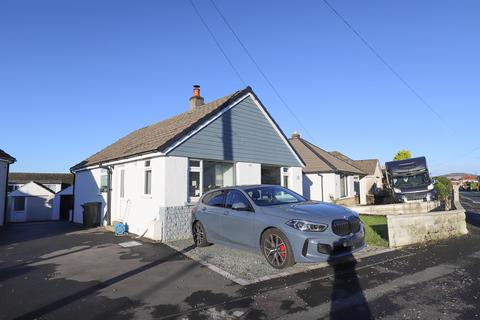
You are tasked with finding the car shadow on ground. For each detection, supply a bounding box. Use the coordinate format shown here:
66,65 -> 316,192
328,254 -> 373,320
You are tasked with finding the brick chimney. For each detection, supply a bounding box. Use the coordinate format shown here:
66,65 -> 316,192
291,131 -> 300,139
189,85 -> 205,111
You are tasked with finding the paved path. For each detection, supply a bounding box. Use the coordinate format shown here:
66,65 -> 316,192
1,220 -> 480,319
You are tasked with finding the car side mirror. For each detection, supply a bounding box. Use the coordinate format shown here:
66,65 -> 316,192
232,202 -> 249,211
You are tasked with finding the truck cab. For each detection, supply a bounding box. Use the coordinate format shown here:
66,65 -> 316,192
385,157 -> 435,203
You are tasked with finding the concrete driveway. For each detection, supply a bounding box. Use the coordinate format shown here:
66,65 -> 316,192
2,211 -> 480,319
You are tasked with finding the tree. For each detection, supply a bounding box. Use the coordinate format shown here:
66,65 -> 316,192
470,181 -> 479,191
393,150 -> 412,161
434,176 -> 452,210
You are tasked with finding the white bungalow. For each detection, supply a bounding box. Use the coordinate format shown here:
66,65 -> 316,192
71,86 -> 304,241
289,133 -> 366,205
7,181 -> 55,223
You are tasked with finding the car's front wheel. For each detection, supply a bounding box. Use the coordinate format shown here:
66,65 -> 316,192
261,228 -> 294,269
192,221 -> 208,247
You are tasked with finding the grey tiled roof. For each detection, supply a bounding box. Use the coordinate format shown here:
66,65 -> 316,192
330,151 -> 380,176
9,172 -> 74,185
289,137 -> 365,175
354,159 -> 380,176
72,87 -> 250,170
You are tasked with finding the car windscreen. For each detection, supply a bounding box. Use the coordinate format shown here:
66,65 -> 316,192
245,186 -> 305,206
393,173 -> 430,188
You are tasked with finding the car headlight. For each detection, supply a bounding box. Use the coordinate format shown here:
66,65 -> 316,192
286,219 -> 328,232
393,188 -> 401,193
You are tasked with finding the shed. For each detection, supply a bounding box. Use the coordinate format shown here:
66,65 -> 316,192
7,182 -> 55,222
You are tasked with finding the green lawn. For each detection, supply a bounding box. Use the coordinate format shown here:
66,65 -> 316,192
360,215 -> 389,247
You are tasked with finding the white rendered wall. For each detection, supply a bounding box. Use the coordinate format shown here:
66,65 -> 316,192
109,157 -> 167,236
162,156 -> 188,207
288,167 -> 303,195
7,197 -> 26,222
360,177 -> 368,205
303,173 -> 336,202
236,162 -> 261,185
304,174 -> 322,201
7,195 -> 54,222
0,161 -> 7,226
347,175 -> 355,197
73,168 -> 107,224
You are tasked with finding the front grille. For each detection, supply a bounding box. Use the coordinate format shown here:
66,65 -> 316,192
349,216 -> 361,233
332,219 -> 350,236
404,192 -> 428,201
332,217 -> 361,236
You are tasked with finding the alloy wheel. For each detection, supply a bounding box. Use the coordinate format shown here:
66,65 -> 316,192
193,223 -> 205,246
263,233 -> 287,267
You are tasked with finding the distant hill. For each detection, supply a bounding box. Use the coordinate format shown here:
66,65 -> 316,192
441,173 -> 479,179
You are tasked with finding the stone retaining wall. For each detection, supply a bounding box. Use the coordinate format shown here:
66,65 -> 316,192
387,210 -> 468,247
159,205 -> 194,242
349,201 -> 441,215
357,186 -> 468,248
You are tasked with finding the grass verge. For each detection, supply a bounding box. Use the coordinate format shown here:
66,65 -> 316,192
360,215 -> 389,247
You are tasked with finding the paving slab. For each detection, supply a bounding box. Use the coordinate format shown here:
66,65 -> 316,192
166,239 -> 393,285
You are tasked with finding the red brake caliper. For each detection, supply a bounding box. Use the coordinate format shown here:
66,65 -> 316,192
279,244 -> 285,257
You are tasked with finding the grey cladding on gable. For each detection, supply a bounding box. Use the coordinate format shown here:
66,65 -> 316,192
169,96 -> 301,167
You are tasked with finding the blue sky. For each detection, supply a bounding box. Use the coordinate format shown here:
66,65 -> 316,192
1,0 -> 479,175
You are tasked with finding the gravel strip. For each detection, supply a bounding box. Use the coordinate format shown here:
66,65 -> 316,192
167,239 -> 392,284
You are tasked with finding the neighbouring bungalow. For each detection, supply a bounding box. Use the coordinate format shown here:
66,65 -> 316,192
70,86 -> 304,241
330,151 -> 383,205
289,132 -> 366,205
8,172 -> 73,193
7,181 -> 55,223
0,149 -> 16,226
52,185 -> 74,221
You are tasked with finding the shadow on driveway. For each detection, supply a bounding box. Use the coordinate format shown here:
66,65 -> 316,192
15,245 -> 196,320
0,221 -> 84,245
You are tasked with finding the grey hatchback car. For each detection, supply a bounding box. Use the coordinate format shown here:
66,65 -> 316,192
192,185 -> 365,269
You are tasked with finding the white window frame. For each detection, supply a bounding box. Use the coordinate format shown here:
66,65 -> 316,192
144,160 -> 152,195
120,169 -> 125,198
188,159 -> 236,202
281,167 -> 289,189
188,159 -> 203,202
340,174 -> 348,198
100,169 -> 109,193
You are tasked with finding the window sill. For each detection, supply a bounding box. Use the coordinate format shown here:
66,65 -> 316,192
142,195 -> 153,199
